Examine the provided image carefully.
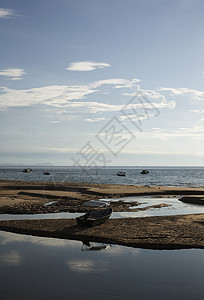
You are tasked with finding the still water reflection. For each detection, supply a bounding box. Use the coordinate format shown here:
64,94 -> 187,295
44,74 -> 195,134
0,230 -> 203,300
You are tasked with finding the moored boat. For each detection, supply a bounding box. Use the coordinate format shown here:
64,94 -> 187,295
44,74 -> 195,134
22,168 -> 32,173
76,207 -> 112,226
117,171 -> 126,176
43,171 -> 50,175
140,169 -> 149,174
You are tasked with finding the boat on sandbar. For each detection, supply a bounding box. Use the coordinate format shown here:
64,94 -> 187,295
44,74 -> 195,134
76,207 -> 112,226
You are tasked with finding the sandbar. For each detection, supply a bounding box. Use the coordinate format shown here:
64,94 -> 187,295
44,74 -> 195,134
0,180 -> 204,214
0,180 -> 204,250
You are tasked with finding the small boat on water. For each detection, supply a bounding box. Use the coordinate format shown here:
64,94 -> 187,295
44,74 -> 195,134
43,171 -> 50,175
22,168 -> 32,173
76,207 -> 112,226
140,169 -> 149,174
117,171 -> 126,176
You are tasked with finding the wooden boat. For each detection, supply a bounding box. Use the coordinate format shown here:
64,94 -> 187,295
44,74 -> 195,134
140,169 -> 149,174
117,171 -> 126,176
76,208 -> 112,226
22,168 -> 32,173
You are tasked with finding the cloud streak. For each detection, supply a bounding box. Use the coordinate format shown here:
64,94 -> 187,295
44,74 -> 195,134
133,121 -> 204,140
0,78 -> 139,109
159,87 -> 204,102
0,78 -> 175,121
66,61 -> 111,71
0,8 -> 15,19
0,68 -> 27,80
84,117 -> 105,122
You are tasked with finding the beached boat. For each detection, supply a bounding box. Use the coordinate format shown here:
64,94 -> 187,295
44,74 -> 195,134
76,208 -> 112,226
22,168 -> 32,173
140,169 -> 149,174
117,171 -> 126,176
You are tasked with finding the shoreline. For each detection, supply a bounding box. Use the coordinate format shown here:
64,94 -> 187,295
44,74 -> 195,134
0,180 -> 204,250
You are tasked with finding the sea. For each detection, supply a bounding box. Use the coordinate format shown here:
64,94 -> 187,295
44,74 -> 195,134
1,166 -> 204,187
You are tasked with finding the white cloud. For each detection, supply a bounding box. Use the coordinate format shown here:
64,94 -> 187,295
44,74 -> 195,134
91,78 -> 141,89
159,87 -> 204,102
1,78 -> 140,109
133,121 -> 204,140
0,84 -> 95,109
0,78 -> 175,118
0,8 -> 15,19
66,61 -> 111,71
0,78 -> 139,109
84,117 -> 105,122
190,109 -> 204,114
0,68 -> 27,80
49,121 -> 62,124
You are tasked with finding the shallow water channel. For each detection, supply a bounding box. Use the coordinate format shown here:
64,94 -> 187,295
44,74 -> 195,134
0,196 -> 204,299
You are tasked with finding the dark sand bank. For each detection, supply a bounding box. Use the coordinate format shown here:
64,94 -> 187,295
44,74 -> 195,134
0,180 -> 204,250
0,214 -> 204,250
0,180 -> 204,214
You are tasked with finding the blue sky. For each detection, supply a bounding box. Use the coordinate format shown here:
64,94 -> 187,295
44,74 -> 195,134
1,0 -> 204,166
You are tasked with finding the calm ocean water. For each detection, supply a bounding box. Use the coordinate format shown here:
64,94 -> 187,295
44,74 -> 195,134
1,166 -> 204,187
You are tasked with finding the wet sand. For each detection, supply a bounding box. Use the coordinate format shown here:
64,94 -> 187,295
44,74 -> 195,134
0,180 -> 204,250
0,180 -> 204,214
0,214 -> 203,250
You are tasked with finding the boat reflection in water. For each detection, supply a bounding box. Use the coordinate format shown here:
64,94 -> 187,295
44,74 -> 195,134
81,241 -> 111,251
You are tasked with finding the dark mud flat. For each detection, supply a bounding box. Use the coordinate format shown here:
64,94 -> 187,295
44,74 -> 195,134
1,180 -> 204,215
179,196 -> 204,205
0,213 -> 204,250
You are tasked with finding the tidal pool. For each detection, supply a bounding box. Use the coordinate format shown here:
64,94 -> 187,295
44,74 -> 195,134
0,230 -> 203,300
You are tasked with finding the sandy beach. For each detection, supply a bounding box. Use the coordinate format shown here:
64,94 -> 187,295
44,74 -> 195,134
0,180 -> 204,249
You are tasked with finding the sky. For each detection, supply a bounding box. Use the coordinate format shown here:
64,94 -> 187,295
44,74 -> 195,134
1,0 -> 204,166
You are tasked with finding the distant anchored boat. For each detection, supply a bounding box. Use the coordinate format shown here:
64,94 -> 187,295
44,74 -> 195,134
76,208 -> 112,226
43,171 -> 50,175
22,168 -> 32,173
140,169 -> 149,174
117,171 -> 126,176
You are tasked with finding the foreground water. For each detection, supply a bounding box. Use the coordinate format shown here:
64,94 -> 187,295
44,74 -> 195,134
1,166 -> 204,187
0,230 -> 203,300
